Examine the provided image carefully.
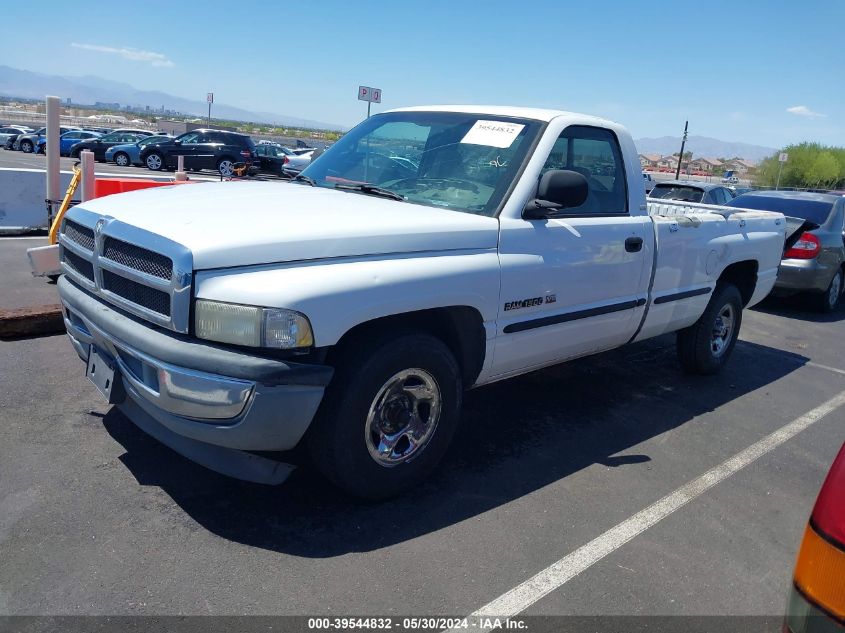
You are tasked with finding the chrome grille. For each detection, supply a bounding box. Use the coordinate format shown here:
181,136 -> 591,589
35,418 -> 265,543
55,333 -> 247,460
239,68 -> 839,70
102,270 -> 171,316
63,219 -> 95,251
63,248 -> 95,281
57,209 -> 193,333
103,237 -> 173,280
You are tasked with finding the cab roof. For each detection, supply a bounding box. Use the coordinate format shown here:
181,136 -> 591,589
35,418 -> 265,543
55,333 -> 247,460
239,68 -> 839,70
386,104 -> 618,127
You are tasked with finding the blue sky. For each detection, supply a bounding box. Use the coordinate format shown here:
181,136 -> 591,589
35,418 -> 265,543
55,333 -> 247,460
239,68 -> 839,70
1,0 -> 842,147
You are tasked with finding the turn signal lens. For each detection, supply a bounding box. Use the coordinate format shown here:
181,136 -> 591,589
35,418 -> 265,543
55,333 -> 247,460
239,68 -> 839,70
785,232 -> 821,259
793,524 -> 845,619
811,443 -> 845,548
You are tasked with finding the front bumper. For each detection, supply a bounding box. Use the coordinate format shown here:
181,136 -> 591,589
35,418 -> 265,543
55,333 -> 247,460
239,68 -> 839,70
775,258 -> 836,294
58,276 -> 332,451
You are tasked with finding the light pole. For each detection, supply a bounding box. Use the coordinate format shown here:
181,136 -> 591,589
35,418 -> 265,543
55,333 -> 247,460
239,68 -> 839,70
675,120 -> 688,180
207,92 -> 213,127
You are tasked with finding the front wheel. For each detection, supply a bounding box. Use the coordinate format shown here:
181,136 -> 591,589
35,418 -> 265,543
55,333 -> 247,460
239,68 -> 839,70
114,152 -> 130,167
307,332 -> 462,499
145,152 -> 164,171
677,283 -> 743,375
20,139 -> 33,153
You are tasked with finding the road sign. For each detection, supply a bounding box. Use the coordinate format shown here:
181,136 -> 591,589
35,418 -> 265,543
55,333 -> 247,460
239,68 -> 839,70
207,93 -> 214,104
779,152 -> 788,162
358,86 -> 382,103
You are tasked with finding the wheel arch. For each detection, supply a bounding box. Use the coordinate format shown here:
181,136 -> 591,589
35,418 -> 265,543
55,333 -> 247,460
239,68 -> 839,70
325,306 -> 487,388
717,260 -> 758,306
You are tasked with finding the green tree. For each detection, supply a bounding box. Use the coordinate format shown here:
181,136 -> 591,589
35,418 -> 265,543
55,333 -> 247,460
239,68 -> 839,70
756,142 -> 845,189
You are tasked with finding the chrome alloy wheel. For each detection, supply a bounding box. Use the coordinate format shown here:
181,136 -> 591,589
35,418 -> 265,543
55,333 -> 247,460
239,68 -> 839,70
146,154 -> 162,170
218,159 -> 235,176
364,368 -> 442,467
115,153 -> 129,166
711,303 -> 735,357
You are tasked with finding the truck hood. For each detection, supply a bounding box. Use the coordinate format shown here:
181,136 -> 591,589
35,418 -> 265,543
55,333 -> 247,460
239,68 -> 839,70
72,181 -> 500,270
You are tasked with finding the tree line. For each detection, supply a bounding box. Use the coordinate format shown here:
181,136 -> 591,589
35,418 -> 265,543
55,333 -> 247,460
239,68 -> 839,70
756,143 -> 845,189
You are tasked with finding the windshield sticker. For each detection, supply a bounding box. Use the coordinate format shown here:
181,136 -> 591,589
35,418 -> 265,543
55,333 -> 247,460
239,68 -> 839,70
460,120 -> 525,149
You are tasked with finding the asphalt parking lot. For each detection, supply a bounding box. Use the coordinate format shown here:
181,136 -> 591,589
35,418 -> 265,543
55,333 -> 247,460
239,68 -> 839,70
1,235 -> 843,623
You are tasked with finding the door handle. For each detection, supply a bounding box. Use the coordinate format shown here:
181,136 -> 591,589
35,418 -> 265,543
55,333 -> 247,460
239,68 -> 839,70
625,237 -> 644,253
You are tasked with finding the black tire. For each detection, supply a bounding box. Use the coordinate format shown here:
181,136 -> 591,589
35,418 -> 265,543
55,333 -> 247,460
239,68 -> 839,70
815,269 -> 843,313
145,152 -> 164,171
114,152 -> 130,167
307,332 -> 462,500
20,139 -> 33,153
677,283 -> 743,375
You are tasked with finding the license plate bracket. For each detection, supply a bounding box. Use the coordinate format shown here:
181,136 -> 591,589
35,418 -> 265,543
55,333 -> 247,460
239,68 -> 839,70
86,346 -> 125,404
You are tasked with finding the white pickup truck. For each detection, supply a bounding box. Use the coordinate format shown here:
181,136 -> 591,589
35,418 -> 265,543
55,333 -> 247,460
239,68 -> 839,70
56,106 -> 787,499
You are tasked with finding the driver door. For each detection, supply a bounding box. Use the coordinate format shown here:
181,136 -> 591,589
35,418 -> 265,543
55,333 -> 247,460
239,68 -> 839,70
493,125 -> 652,378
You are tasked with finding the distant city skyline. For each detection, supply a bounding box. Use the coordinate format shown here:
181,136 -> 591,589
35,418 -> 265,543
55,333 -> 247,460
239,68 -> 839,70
0,0 -> 842,148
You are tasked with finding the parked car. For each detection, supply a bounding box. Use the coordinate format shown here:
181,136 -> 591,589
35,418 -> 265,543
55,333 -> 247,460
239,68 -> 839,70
55,106 -> 786,498
727,191 -> 845,311
15,126 -> 80,153
36,130 -> 102,156
255,143 -> 311,177
69,131 -> 150,161
0,125 -> 32,145
722,170 -> 740,184
105,135 -> 173,167
783,440 -> 845,632
139,129 -> 258,176
648,180 -> 737,205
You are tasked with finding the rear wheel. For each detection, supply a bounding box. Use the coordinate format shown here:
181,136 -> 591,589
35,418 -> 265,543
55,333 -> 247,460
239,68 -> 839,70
145,152 -> 164,171
114,152 -> 130,167
677,283 -> 743,375
217,158 -> 235,177
307,332 -> 462,500
20,139 -> 33,153
816,269 -> 843,313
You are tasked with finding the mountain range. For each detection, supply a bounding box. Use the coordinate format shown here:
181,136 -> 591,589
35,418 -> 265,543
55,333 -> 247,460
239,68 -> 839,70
0,65 -> 344,131
634,135 -> 776,162
0,66 -> 778,159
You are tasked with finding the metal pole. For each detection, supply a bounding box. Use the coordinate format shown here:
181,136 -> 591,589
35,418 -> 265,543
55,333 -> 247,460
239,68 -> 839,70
79,150 -> 95,201
208,101 -> 211,127
776,161 -> 784,190
675,120 -> 688,180
367,101 -> 371,119
45,95 -> 61,225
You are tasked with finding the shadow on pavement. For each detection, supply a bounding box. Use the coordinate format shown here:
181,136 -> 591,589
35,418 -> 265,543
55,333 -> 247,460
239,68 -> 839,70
102,334 -> 809,558
752,294 -> 845,323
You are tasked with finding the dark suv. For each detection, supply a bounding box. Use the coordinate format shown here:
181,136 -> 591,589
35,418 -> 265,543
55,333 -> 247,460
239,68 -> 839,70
139,129 -> 258,176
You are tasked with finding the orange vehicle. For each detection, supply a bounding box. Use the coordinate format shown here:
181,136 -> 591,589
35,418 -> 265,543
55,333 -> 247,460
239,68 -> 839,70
785,441 -> 845,631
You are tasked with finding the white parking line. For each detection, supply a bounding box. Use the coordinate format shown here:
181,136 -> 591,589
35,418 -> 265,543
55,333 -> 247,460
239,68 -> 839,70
807,361 -> 845,377
457,389 -> 845,627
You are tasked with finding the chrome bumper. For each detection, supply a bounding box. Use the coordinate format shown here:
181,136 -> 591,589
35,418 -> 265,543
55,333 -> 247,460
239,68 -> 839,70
64,307 -> 254,420
58,276 -> 332,451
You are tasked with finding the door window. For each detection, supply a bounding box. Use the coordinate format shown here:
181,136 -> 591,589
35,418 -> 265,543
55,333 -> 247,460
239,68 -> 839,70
178,132 -> 201,145
540,126 -> 628,215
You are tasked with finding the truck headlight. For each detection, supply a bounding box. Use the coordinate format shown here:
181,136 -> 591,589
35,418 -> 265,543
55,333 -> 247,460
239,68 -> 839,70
194,300 -> 314,349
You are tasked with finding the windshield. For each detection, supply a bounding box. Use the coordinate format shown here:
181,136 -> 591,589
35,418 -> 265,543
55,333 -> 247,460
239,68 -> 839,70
299,111 -> 542,216
649,184 -> 705,203
727,194 -> 836,225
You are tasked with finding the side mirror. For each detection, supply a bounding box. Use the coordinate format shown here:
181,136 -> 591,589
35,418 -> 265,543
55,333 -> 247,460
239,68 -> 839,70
173,139 -> 182,145
523,170 -> 589,220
